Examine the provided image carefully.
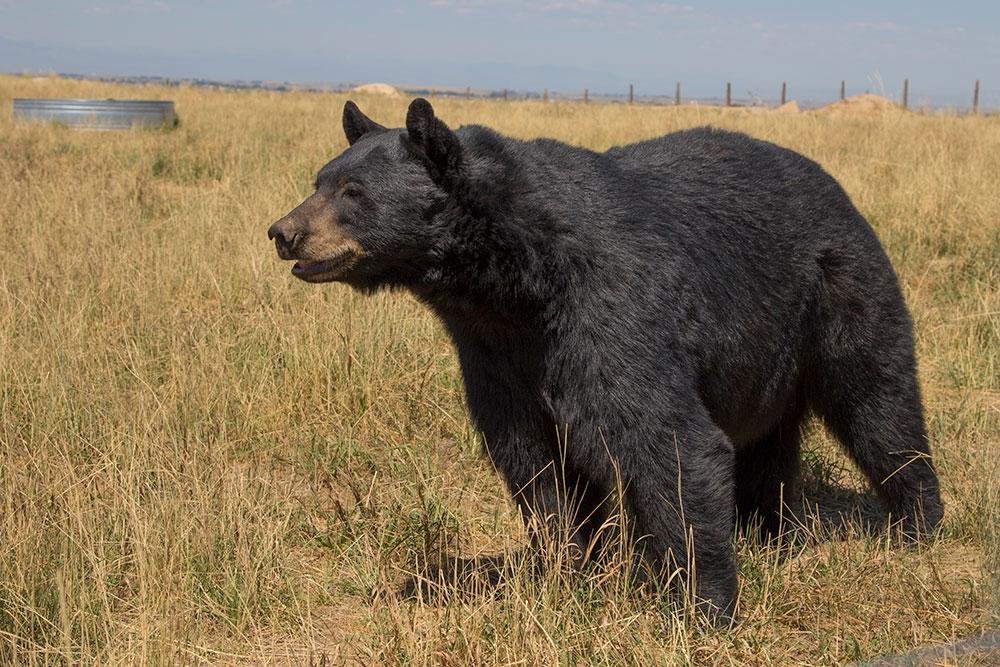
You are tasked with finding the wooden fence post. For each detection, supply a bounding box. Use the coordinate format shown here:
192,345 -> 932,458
780,81 -> 786,105
840,80 -> 845,100
583,88 -> 589,103
543,88 -> 549,102
629,83 -> 634,104
675,81 -> 681,106
465,86 -> 470,99
902,79 -> 909,110
725,82 -> 731,107
973,80 -> 980,115
503,88 -> 508,101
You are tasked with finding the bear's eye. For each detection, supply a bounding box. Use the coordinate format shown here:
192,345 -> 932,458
341,183 -> 364,199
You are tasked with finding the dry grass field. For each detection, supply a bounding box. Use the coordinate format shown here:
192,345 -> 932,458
1,74 -> 997,665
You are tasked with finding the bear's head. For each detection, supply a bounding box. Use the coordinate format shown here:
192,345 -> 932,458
267,98 -> 462,290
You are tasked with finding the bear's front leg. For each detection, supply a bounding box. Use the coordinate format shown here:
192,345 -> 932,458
484,431 -> 598,566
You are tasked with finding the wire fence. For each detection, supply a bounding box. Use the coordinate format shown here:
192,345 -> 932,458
411,79 -> 989,115
45,72 -> 994,115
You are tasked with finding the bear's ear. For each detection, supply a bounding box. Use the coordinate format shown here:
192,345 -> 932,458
342,101 -> 386,146
402,98 -> 462,186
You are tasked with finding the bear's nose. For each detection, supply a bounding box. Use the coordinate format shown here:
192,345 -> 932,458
268,219 -> 300,257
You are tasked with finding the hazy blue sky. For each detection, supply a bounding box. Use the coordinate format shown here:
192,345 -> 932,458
1,1 -> 997,106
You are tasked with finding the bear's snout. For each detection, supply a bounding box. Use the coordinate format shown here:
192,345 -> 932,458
268,218 -> 300,259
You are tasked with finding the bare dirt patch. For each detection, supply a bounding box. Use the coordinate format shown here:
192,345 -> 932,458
815,94 -> 902,117
350,82 -> 403,98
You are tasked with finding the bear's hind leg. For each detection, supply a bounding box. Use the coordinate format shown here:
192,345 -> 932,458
815,365 -> 943,537
813,282 -> 944,537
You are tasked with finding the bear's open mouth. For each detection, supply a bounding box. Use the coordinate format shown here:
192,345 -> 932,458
290,247 -> 360,282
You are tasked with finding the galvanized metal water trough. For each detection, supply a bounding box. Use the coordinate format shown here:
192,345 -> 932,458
13,98 -> 177,130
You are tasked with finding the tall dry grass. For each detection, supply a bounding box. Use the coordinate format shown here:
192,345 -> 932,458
0,74 -> 997,665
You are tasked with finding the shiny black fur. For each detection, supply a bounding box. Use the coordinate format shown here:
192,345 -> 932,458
272,99 -> 944,624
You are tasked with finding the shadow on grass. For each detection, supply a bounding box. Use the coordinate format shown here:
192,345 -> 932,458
398,552 -> 531,603
786,476 -> 897,540
397,477 -> 925,603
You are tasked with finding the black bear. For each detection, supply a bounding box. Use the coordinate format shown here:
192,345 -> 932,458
268,98 -> 943,624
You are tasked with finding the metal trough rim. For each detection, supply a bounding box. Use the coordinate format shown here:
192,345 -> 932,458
12,98 -> 177,130
14,98 -> 174,109
14,98 -> 173,104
